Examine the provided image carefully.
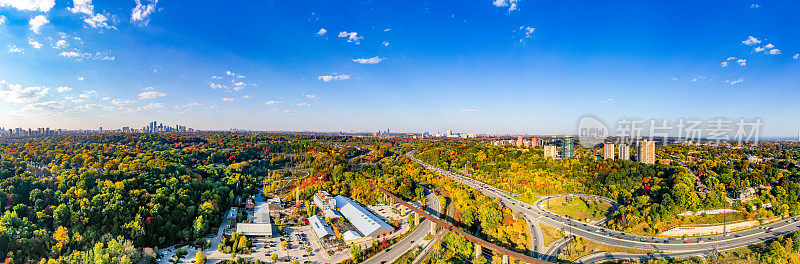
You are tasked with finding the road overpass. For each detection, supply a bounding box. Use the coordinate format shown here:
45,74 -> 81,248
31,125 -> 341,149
406,149 -> 800,263
378,187 -> 555,264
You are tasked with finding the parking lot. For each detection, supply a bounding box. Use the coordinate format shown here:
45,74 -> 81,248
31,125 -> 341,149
239,225 -> 352,264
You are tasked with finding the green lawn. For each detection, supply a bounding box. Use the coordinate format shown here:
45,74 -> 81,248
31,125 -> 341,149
545,196 -> 612,223
559,236 -> 657,262
539,223 -> 563,247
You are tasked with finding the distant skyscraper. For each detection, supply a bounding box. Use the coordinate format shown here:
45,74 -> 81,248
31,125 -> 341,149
531,137 -> 540,147
446,129 -> 453,136
604,143 -> 615,160
618,145 -> 630,160
516,136 -> 524,147
543,145 -> 558,158
561,137 -> 574,159
637,140 -> 655,164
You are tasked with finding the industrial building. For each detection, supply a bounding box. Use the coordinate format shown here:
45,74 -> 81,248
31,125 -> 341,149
236,200 -> 275,237
333,195 -> 394,238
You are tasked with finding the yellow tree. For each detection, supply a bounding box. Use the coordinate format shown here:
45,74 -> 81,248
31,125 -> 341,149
53,226 -> 70,252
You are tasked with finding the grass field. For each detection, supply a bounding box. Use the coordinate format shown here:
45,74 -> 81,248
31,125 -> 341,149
626,211 -> 777,236
539,223 -> 564,247
545,196 -> 612,223
559,236 -> 657,262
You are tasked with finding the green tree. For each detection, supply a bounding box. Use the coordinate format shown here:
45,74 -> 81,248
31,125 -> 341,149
194,215 -> 208,238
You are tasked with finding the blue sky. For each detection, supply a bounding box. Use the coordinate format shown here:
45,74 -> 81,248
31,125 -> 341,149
1,0 -> 799,136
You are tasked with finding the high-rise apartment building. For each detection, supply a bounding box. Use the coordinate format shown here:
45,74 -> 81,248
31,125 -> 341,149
618,145 -> 630,160
603,143 -> 615,159
543,145 -> 558,158
637,140 -> 655,164
516,136 -> 524,147
561,137 -> 574,159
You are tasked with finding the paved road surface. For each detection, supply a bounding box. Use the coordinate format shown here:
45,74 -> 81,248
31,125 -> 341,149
407,150 -> 800,263
363,189 -> 441,264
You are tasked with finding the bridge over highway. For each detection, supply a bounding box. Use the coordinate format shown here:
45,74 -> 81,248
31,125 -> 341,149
406,149 -> 800,263
378,187 -> 554,264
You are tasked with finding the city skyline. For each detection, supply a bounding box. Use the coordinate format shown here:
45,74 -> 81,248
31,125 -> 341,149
2,1 -> 800,136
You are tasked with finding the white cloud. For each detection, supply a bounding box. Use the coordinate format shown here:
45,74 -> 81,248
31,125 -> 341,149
751,4 -> 760,8
226,71 -> 234,76
460,109 -> 480,113
131,0 -> 159,25
318,74 -> 351,82
222,97 -> 235,102
7,45 -> 23,53
297,103 -> 310,106
58,51 -> 84,58
305,94 -> 316,99
128,102 -> 163,112
736,59 -> 746,66
68,0 -> 94,15
764,43 -> 774,49
382,41 -> 390,47
29,15 -> 49,34
352,56 -> 384,64
492,0 -> 519,12
22,100 -> 64,111
0,15 -> 6,25
384,28 -> 391,32
57,86 -> 72,92
0,81 -> 49,103
77,76 -> 85,81
101,96 -> 110,100
517,26 -> 535,43
209,82 -> 224,89
730,78 -> 744,85
754,46 -> 765,53
338,31 -> 363,44
84,13 -> 115,29
211,76 -> 223,79
726,57 -> 737,61
265,100 -> 282,105
54,39 -> 68,49
768,49 -> 781,55
27,39 -> 42,49
317,28 -> 327,35
0,0 -> 55,12
78,90 -> 96,98
111,99 -> 135,106
138,91 -> 166,99
794,54 -> 799,60
242,95 -> 251,99
720,61 -> 728,67
234,82 -> 245,86
742,36 -> 761,46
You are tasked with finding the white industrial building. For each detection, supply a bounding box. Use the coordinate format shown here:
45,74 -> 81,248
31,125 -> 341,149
313,191 -> 343,219
236,201 -> 274,237
333,195 -> 394,238
309,215 -> 335,239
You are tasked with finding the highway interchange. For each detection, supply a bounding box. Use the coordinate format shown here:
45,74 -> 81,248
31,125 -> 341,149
406,150 -> 800,263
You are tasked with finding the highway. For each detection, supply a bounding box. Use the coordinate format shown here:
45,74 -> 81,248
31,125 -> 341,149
363,189 -> 441,264
406,150 -> 800,262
